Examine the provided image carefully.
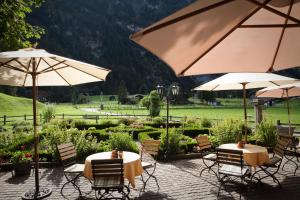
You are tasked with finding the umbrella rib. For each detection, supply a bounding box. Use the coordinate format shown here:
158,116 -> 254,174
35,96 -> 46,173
53,69 -> 72,86
130,0 -> 234,38
42,66 -> 69,74
38,58 -> 67,74
35,58 -> 42,72
240,24 -> 300,28
246,0 -> 300,25
49,57 -> 106,81
0,63 -> 27,73
13,59 -> 31,72
268,0 -> 294,72
179,0 -> 271,76
22,58 -> 32,87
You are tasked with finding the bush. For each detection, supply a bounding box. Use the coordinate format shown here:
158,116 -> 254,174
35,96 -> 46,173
42,104 -> 55,123
12,121 -> 32,133
118,117 -> 137,126
138,131 -> 162,142
182,128 -> 210,138
160,128 -> 182,157
47,118 -> 73,130
149,91 -> 161,117
210,119 -> 243,147
201,118 -> 212,128
254,120 -> 277,148
109,133 -> 139,153
183,117 -> 201,128
152,117 -> 165,125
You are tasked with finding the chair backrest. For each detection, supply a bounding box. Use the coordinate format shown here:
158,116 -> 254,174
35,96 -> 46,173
216,148 -> 244,168
273,138 -> 289,158
196,135 -> 212,151
57,143 -> 77,168
277,125 -> 295,137
91,159 -> 124,185
141,140 -> 160,160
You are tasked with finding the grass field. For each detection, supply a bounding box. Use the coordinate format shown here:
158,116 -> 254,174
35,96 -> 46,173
0,93 -> 299,125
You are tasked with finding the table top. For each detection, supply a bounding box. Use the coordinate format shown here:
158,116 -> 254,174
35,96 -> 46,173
85,151 -> 140,164
219,143 -> 268,154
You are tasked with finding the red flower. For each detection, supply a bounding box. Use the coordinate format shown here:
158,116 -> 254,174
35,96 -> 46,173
20,145 -> 26,151
25,153 -> 31,158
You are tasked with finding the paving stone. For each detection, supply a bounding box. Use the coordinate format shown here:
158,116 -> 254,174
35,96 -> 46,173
1,155 -> 300,199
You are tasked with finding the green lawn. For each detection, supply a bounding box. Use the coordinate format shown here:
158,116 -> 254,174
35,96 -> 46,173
0,93 -> 299,125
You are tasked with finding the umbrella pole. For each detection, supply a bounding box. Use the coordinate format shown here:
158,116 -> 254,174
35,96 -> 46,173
242,83 -> 247,143
32,71 -> 39,196
286,89 -> 292,136
22,58 -> 51,199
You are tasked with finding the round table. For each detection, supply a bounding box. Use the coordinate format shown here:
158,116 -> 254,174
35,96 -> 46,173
83,151 -> 143,188
219,143 -> 270,168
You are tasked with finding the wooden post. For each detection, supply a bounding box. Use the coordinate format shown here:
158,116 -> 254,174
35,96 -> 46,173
3,115 -> 6,125
24,114 -> 27,121
277,120 -> 281,126
96,115 -> 98,124
62,113 -> 64,119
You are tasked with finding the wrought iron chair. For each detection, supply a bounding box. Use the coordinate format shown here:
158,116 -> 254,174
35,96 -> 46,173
57,143 -> 85,197
140,140 -> 160,191
251,139 -> 289,188
216,148 -> 251,198
279,134 -> 300,175
91,159 -> 130,200
196,135 -> 217,176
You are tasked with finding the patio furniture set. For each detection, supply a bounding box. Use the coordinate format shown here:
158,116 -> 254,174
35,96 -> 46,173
57,140 -> 160,200
197,132 -> 300,198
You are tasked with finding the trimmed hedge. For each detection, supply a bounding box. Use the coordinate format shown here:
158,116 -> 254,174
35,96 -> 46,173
138,131 -> 162,142
182,128 -> 210,138
75,123 -> 119,130
143,122 -> 182,128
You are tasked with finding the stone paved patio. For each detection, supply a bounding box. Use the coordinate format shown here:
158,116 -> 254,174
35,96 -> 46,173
1,155 -> 300,200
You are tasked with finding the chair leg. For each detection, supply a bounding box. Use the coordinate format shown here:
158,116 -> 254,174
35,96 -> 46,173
200,159 -> 217,177
61,172 -> 83,197
141,164 -> 159,191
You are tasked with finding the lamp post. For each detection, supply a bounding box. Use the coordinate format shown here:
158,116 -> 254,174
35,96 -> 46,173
156,83 -> 180,159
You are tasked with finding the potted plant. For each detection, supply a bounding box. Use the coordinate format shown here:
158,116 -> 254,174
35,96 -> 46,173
10,151 -> 32,176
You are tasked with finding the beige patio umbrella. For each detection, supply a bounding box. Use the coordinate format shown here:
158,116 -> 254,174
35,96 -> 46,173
256,82 -> 300,135
130,0 -> 300,76
0,48 -> 111,199
193,73 -> 297,143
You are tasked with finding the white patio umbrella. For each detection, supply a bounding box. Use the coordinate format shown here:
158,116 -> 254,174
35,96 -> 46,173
130,0 -> 300,76
0,48 -> 111,199
256,82 -> 300,134
194,73 -> 298,142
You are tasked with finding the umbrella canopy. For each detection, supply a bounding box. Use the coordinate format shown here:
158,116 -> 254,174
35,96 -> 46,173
256,82 -> 300,135
130,0 -> 300,76
193,73 -> 298,143
256,82 -> 300,98
194,73 -> 297,91
0,48 -> 111,199
0,48 -> 110,86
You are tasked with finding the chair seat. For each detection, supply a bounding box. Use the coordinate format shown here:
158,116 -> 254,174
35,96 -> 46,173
142,161 -> 154,169
92,176 -> 122,189
64,163 -> 84,173
219,164 -> 249,177
203,153 -> 217,161
263,156 -> 281,167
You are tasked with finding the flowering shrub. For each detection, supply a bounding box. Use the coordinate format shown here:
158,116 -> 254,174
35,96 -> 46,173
10,151 -> 32,164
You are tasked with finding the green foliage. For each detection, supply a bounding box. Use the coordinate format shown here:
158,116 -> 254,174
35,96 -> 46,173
201,118 -> 213,128
108,133 -> 139,153
254,120 -> 277,148
0,0 -> 44,51
138,131 -> 161,142
42,104 -> 55,123
12,120 -> 32,133
183,117 -> 201,128
160,128 -> 182,156
118,117 -> 136,126
149,91 -> 161,117
10,151 -> 32,164
46,118 -> 73,130
140,95 -> 150,109
210,119 -> 243,147
152,116 -> 165,125
181,128 -> 210,138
